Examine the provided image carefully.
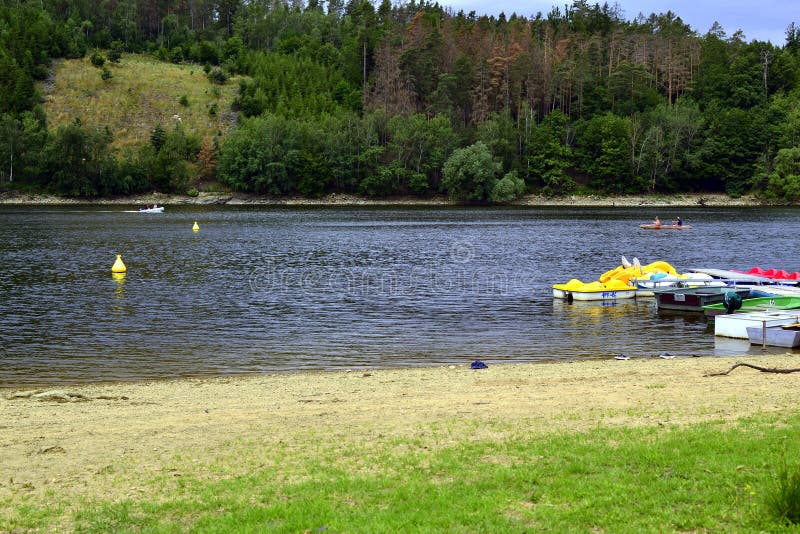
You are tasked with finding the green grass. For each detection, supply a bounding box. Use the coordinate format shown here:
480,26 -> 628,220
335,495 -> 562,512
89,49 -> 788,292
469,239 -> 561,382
42,54 -> 241,151
765,450 -> 800,526
4,413 -> 799,532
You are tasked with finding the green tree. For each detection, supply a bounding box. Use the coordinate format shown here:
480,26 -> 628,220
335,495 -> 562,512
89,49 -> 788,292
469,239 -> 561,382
385,113 -> 457,194
400,24 -> 444,111
442,142 -> 501,201
765,147 -> 800,201
524,110 -> 575,195
207,67 -> 228,84
606,62 -> 660,115
477,112 -> 518,173
489,170 -> 526,203
108,40 -> 124,62
693,23 -> 731,107
152,125 -> 200,192
217,115 -> 293,194
90,52 -> 106,67
150,123 -> 166,151
45,121 -> 118,196
323,112 -> 385,193
14,109 -> 49,186
693,103 -> 762,195
576,112 -> 632,192
293,148 -> 332,197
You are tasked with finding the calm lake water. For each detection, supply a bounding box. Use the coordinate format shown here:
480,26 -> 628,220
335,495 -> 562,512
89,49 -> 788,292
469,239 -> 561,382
1,205 -> 798,386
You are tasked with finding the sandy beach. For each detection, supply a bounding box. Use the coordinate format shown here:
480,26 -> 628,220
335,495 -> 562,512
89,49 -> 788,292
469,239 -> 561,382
3,354 -> 800,519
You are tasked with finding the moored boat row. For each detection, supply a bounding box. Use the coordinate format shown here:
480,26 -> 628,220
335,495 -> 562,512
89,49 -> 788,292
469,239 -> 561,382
552,258 -> 735,302
552,259 -> 800,347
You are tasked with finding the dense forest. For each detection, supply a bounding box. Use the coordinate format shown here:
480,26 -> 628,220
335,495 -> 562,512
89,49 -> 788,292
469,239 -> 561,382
2,0 -> 800,201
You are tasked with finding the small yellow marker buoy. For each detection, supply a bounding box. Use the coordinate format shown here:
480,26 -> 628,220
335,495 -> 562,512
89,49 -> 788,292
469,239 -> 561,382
111,254 -> 127,273
192,221 -> 200,232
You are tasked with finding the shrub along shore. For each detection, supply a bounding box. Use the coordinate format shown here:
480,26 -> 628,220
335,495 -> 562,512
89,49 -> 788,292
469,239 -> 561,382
3,355 -> 800,531
0,191 -> 770,207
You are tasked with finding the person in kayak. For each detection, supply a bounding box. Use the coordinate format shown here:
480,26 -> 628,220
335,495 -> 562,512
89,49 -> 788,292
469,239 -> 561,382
653,216 -> 661,228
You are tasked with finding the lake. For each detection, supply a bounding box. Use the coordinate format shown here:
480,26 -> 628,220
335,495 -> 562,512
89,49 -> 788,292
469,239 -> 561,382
1,204 -> 798,387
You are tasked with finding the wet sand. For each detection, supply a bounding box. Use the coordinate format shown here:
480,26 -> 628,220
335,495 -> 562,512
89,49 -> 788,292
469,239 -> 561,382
2,354 -> 800,515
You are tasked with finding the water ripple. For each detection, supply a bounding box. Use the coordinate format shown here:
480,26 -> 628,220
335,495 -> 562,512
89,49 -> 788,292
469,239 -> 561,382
1,205 -> 798,386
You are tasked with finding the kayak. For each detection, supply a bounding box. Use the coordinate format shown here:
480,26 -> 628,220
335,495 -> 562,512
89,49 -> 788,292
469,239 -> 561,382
139,206 -> 164,213
640,224 -> 691,230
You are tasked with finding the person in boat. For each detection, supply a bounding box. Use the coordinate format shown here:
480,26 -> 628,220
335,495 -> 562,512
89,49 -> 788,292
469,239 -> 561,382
674,216 -> 683,227
653,216 -> 661,228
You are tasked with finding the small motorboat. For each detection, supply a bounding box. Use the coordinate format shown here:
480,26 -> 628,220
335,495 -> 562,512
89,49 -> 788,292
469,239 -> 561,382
139,205 -> 164,213
653,287 -> 750,312
640,223 -> 692,230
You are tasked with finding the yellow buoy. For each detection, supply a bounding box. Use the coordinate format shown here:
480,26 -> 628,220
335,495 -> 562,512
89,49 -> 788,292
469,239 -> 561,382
111,254 -> 127,273
192,221 -> 200,232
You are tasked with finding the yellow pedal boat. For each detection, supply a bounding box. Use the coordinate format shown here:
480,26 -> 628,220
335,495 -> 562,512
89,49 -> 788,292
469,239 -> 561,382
552,279 -> 637,301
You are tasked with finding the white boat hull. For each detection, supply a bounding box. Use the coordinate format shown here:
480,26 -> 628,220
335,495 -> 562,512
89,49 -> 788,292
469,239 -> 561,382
714,311 -> 800,339
139,207 -> 164,213
553,288 -> 637,301
746,325 -> 800,347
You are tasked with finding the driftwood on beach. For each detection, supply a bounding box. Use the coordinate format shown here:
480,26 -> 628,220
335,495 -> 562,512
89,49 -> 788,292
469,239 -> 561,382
705,362 -> 800,377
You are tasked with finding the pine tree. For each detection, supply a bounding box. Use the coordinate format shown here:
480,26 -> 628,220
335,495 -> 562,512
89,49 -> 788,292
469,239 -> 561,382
150,123 -> 166,151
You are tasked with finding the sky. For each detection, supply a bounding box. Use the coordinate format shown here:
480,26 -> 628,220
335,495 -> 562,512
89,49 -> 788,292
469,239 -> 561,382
440,0 -> 796,45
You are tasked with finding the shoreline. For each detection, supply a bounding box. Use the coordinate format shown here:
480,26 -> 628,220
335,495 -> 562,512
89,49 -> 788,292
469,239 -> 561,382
0,351 -> 751,391
0,191 -> 780,207
3,355 -> 800,511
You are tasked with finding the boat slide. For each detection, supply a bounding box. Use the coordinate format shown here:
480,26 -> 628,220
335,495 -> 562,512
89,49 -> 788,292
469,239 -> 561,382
687,268 -> 799,285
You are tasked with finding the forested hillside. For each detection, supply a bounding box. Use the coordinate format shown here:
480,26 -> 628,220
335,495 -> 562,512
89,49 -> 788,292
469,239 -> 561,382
2,0 -> 800,201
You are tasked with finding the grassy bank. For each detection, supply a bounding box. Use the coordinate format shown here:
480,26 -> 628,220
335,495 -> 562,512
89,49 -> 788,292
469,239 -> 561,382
3,356 -> 800,531
5,415 -> 800,532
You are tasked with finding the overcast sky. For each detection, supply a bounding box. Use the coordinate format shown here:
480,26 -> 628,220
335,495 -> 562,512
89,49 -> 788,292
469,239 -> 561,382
440,0 -> 796,45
